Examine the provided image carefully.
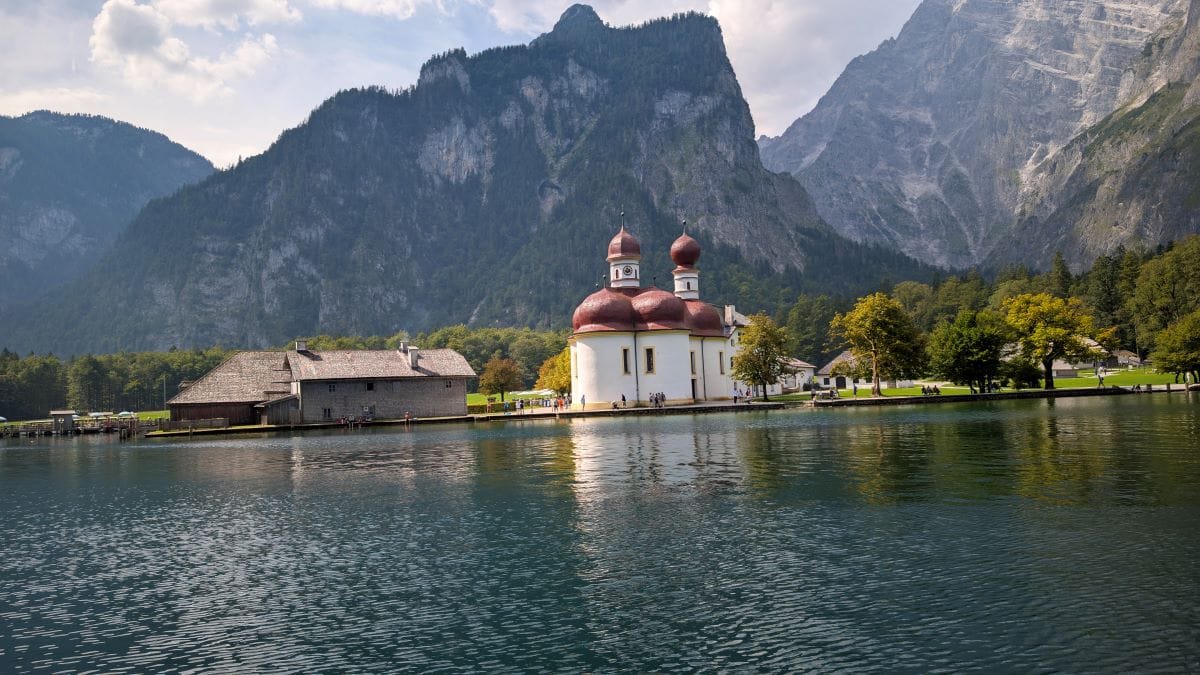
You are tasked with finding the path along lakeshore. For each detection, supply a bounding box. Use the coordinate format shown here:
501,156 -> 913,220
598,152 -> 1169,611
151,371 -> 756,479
139,384 -> 1194,439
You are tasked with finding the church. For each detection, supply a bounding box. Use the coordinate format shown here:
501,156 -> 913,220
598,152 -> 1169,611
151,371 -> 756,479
570,224 -> 744,410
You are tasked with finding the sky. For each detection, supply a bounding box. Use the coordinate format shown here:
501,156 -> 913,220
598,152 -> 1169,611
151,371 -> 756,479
0,0 -> 922,167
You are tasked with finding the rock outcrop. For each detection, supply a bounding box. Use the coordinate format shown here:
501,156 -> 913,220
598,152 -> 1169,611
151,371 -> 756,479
759,0 -> 1191,269
1004,0 -> 1200,268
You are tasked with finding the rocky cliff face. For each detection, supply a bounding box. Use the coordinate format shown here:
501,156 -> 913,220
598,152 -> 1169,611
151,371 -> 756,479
759,0 -> 1190,269
0,112 -> 213,308
2,5 -> 931,355
1003,0 -> 1200,268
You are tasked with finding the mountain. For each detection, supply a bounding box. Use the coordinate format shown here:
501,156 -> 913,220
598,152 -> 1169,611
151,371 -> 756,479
0,111 -> 213,308
1,5 -> 931,355
759,0 -> 1194,270
1003,0 -> 1200,268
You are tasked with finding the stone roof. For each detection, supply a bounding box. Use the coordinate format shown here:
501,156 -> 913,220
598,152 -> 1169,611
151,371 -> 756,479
784,358 -> 816,370
169,351 -> 292,405
286,349 -> 475,381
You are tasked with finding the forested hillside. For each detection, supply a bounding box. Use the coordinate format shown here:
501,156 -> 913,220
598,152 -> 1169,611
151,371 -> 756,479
0,111 -> 213,308
0,5 -> 931,356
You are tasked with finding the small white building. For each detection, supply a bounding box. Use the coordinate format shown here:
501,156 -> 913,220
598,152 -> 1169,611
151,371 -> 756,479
780,358 -> 816,391
816,350 -> 913,390
569,226 -> 741,409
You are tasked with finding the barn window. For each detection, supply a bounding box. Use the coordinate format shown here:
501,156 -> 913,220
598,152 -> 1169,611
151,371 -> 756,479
645,348 -> 655,374
328,383 -> 337,392
445,379 -> 453,388
322,408 -> 332,419
366,382 -> 374,391
622,348 -> 630,374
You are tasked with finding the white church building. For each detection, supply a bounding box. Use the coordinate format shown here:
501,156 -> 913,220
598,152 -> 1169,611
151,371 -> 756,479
570,225 -> 744,410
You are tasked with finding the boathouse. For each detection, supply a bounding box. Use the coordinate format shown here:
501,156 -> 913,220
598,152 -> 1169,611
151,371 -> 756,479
168,342 -> 475,425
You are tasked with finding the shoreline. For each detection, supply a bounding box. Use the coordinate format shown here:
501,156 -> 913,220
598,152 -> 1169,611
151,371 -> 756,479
804,385 -> 1165,408
143,401 -> 784,439
116,385 -> 1195,440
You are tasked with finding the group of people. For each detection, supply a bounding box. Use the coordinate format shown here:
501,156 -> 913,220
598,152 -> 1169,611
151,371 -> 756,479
648,392 -> 667,408
921,385 -> 942,396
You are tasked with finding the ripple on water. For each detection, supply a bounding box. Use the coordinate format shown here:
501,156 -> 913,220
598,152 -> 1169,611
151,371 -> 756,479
1,396 -> 1199,671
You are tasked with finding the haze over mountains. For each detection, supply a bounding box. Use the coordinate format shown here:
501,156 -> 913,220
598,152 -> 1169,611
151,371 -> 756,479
0,112 -> 212,309
760,0 -> 1199,270
1,0 -> 1197,355
0,6 -> 929,355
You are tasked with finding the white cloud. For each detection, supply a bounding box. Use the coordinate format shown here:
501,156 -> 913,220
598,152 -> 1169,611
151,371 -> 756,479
0,87 -> 110,116
89,0 -> 280,102
485,0 -> 698,33
306,0 -> 427,20
154,0 -> 302,30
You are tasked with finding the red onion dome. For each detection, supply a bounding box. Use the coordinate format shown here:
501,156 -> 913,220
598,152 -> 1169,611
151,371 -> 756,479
631,287 -> 688,330
670,232 -> 701,267
606,226 -> 641,261
684,300 -> 725,337
573,288 -> 637,333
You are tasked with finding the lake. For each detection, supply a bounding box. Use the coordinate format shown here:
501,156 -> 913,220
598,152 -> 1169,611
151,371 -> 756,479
2,394 -> 1198,671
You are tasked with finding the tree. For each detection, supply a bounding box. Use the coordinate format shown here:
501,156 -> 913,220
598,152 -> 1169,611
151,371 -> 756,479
927,309 -> 1010,392
67,355 -> 108,411
1051,251 -> 1073,298
535,348 -> 571,395
1128,237 -> 1200,352
478,357 -> 523,402
829,293 -> 927,396
891,281 -> 935,331
731,313 -> 791,401
1151,309 -> 1200,383
1003,293 -> 1103,389
784,293 -> 839,364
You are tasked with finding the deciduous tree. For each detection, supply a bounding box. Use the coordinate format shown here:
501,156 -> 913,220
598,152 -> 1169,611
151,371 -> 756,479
479,356 -> 523,402
1128,237 -> 1200,351
830,293 -> 927,396
928,309 -> 1010,392
535,348 -> 571,395
731,313 -> 791,401
1151,309 -> 1200,384
1003,293 -> 1103,389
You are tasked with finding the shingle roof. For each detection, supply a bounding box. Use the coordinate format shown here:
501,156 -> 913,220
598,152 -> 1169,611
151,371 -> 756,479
817,350 -> 855,376
286,349 -> 476,381
169,351 -> 292,405
784,358 -> 816,370
168,348 -> 476,407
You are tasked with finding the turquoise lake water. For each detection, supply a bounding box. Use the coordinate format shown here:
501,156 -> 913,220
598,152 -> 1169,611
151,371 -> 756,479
2,394 -> 1198,671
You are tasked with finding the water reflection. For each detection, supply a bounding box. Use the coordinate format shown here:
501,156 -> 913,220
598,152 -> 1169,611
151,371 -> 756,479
1,396 -> 1198,671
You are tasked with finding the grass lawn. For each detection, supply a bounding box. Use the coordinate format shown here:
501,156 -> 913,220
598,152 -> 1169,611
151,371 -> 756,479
467,392 -> 559,406
1055,367 -> 1177,388
771,367 -> 1184,401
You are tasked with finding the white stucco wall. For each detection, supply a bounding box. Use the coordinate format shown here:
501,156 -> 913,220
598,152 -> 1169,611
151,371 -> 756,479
573,330 -> 720,409
571,332 -> 633,409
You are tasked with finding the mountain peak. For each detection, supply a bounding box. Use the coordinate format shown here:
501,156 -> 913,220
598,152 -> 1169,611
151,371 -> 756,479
533,4 -> 606,46
555,4 -> 603,30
